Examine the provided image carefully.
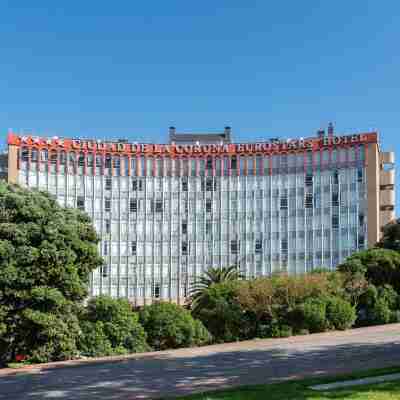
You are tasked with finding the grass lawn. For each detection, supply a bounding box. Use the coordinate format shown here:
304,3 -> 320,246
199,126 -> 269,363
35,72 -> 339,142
172,367 -> 400,400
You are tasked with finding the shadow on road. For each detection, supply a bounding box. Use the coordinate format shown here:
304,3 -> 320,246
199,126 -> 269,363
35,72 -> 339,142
1,337 -> 399,399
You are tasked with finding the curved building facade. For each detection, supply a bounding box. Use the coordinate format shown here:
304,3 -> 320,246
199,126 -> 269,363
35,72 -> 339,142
7,127 -> 395,304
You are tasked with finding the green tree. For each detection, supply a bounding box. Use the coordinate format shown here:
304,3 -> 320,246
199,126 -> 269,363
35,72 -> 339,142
0,183 -> 103,364
139,302 -> 211,350
377,219 -> 400,251
338,248 -> 400,292
78,296 -> 148,356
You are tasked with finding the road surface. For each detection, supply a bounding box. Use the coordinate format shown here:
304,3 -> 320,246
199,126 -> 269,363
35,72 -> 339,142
1,324 -> 399,399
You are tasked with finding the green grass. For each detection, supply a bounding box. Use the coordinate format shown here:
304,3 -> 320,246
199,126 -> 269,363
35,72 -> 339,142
172,367 -> 400,400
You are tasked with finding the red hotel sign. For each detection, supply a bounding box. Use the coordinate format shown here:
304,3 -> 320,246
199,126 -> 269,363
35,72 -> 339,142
8,132 -> 378,155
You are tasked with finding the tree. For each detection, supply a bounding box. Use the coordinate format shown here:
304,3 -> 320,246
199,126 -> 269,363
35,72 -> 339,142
377,219 -> 400,251
78,296 -> 148,357
338,248 -> 400,292
0,183 -> 103,364
139,302 -> 211,350
190,266 -> 242,313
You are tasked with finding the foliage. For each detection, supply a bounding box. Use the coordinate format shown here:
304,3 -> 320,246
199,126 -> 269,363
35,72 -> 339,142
235,273 -> 338,335
338,248 -> 400,292
0,183 -> 103,364
139,302 -> 211,351
191,281 -> 246,342
325,297 -> 357,330
190,266 -> 242,314
289,298 -> 328,333
356,285 -> 398,327
369,298 -> 392,325
377,218 -> 400,251
268,322 -> 293,338
78,296 -> 148,357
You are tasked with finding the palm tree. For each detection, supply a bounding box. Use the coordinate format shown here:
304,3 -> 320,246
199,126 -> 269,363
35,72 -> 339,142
189,266 -> 243,313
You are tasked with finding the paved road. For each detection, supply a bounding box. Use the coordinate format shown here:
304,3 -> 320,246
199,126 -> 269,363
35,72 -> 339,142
1,324 -> 400,400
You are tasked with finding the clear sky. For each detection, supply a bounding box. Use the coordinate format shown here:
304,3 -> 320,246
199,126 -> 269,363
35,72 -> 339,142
0,1 -> 399,204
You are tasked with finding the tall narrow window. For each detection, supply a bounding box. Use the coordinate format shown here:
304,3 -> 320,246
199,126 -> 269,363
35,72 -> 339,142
231,156 -> 237,170
255,239 -> 262,254
155,199 -> 163,213
31,149 -> 38,163
333,170 -> 339,185
130,198 -> 137,213
182,241 -> 188,255
305,193 -> 313,209
280,195 -> 288,210
105,219 -> 111,234
50,151 -> 58,165
231,240 -> 238,254
305,173 -> 313,186
105,177 -> 112,191
105,199 -> 111,212
206,178 -> 213,191
101,265 -> 109,277
154,284 -> 160,298
357,168 -> 363,183
105,154 -> 112,168
182,221 -> 187,235
77,196 -> 85,210
78,152 -> 85,167
131,241 -> 137,255
21,147 -> 29,161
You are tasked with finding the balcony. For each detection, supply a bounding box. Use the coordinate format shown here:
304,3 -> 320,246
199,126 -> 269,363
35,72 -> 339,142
380,169 -> 395,189
380,189 -> 395,209
380,152 -> 395,164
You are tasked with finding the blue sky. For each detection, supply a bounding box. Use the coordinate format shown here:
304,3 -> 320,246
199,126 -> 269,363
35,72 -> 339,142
0,1 -> 399,204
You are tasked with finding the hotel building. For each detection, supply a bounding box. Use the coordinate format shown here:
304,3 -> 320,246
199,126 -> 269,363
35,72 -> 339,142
6,126 -> 395,304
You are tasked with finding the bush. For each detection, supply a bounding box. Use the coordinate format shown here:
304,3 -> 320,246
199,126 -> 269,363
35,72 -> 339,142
370,298 -> 392,325
298,298 -> 327,333
140,302 -> 211,351
78,296 -> 148,357
268,322 -> 293,338
192,281 -> 246,343
325,297 -> 356,330
378,285 -> 399,310
78,321 -> 113,357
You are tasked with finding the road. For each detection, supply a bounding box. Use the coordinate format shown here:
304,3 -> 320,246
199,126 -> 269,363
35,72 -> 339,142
1,324 -> 399,399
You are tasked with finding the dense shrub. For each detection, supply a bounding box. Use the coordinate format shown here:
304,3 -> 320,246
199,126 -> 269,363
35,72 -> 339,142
268,322 -> 293,338
289,298 -> 328,333
369,298 -> 392,325
192,281 -> 246,342
325,297 -> 356,330
78,321 -> 114,357
78,296 -> 148,357
139,302 -> 211,350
